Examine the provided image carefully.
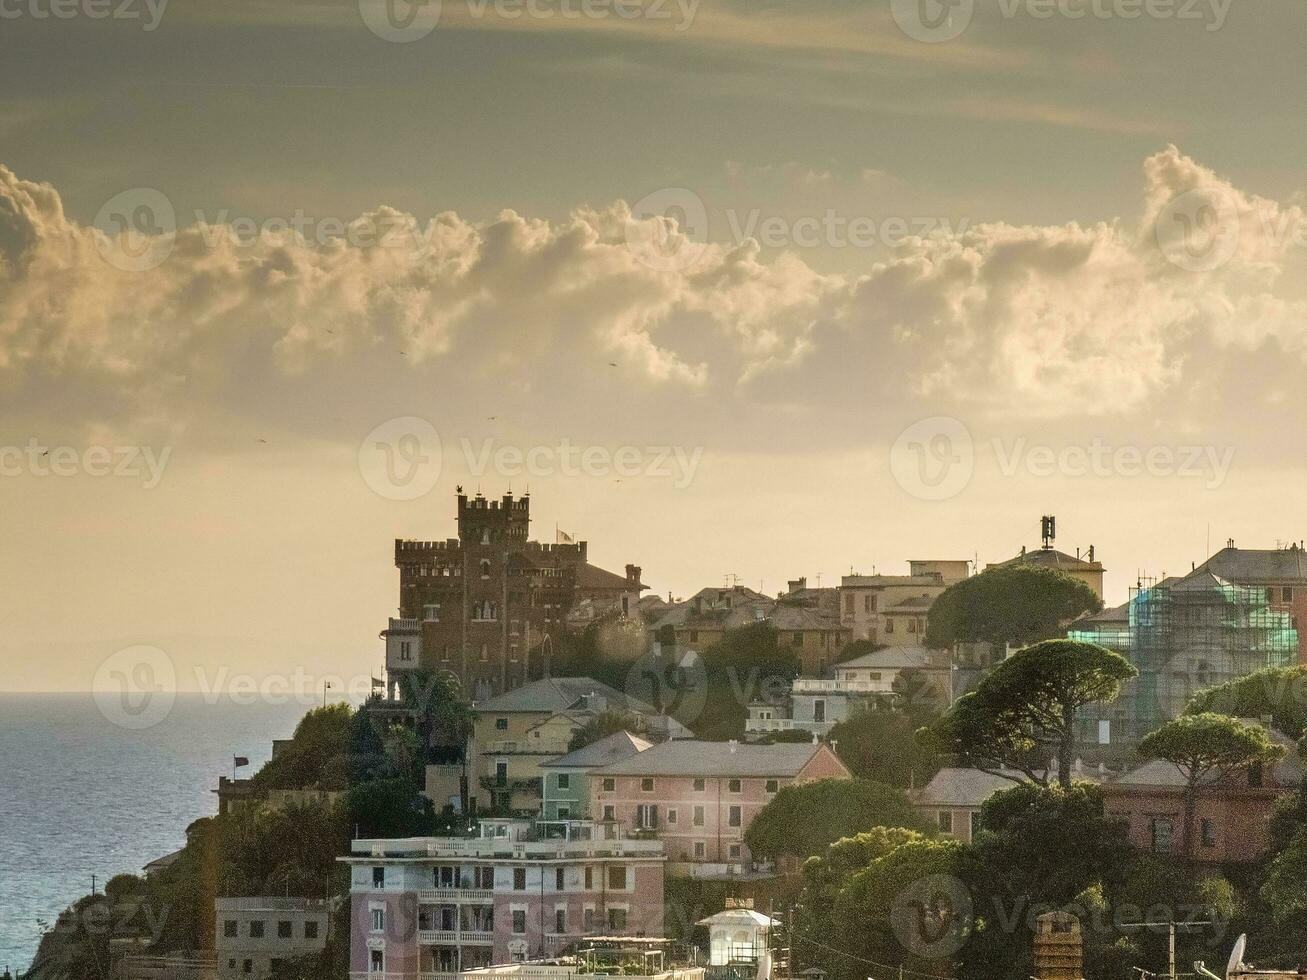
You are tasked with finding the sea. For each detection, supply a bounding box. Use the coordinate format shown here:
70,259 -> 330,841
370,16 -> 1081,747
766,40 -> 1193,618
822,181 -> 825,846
0,693 -> 327,976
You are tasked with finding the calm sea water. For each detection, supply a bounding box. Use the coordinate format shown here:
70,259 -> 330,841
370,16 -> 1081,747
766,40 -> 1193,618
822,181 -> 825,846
0,694 -> 320,975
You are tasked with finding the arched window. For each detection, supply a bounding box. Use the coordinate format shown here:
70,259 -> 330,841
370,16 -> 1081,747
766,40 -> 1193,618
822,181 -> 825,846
480,559 -> 491,579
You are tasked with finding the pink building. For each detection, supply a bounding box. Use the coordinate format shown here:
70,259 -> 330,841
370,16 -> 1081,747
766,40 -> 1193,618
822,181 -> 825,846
588,740 -> 851,876
340,819 -> 665,979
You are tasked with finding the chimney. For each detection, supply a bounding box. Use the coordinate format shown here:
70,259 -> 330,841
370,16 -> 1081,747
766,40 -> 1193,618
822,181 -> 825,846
626,564 -> 642,585
787,577 -> 807,594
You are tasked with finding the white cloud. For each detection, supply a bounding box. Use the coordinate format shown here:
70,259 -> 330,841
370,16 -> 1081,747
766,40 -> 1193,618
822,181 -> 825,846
3,146 -> 1307,456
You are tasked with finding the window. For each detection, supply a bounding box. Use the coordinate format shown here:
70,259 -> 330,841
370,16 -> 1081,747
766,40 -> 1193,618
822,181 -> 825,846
277,921 -> 292,939
602,778 -> 615,792
480,559 -> 492,578
495,717 -> 509,731
765,779 -> 779,794
885,619 -> 895,634
667,808 -> 678,825
557,773 -> 570,790
514,868 -> 527,890
729,844 -> 742,859
512,910 -> 527,934
1151,818 -> 1175,854
584,867 -> 593,889
399,640 -> 412,661
641,778 -> 655,792
372,867 -> 385,889
424,604 -> 441,622
1201,818 -> 1218,848
693,778 -> 706,792
304,921 -> 319,940
608,908 -> 628,931
369,951 -> 383,974
689,630 -> 699,643
223,920 -> 238,938
555,908 -> 567,934
637,804 -> 658,829
813,700 -> 826,723
694,841 -> 706,858
476,866 -> 495,889
1285,587 -> 1295,602
244,960 -> 253,975
728,778 -> 741,793
728,805 -> 742,828
370,909 -> 384,932
937,811 -> 954,834
556,868 -> 565,890
496,762 -> 508,786
603,805 -> 615,822
249,921 -> 265,939
693,805 -> 705,827
907,619 -> 917,633
608,866 -> 628,890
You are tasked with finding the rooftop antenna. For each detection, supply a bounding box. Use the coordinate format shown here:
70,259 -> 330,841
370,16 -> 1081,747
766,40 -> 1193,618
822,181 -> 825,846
1041,515 -> 1056,551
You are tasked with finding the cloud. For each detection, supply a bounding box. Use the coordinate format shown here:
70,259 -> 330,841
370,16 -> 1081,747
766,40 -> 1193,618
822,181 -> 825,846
3,147 -> 1307,457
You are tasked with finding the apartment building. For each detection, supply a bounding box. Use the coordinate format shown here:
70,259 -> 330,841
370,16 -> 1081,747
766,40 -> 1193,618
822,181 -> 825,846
539,731 -> 652,821
587,740 -> 850,877
469,677 -> 679,814
837,567 -> 959,645
341,819 -> 665,979
746,645 -> 951,739
214,898 -> 330,980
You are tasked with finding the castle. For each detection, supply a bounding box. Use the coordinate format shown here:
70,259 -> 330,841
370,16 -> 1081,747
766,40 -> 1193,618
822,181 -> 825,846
384,492 -> 645,700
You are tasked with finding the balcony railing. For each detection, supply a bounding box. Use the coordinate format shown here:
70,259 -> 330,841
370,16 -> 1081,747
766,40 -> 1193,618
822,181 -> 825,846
792,678 -> 892,694
419,887 -> 496,901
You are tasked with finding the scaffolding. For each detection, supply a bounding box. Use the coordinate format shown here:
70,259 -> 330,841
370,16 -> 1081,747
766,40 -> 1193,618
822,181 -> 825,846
1070,573 -> 1298,744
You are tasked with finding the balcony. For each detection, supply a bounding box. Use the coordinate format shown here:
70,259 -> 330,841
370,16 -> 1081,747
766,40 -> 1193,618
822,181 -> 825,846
419,888 -> 495,902
792,678 -> 891,694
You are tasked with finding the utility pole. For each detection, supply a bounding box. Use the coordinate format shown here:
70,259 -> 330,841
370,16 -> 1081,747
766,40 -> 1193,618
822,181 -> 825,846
1119,919 -> 1212,980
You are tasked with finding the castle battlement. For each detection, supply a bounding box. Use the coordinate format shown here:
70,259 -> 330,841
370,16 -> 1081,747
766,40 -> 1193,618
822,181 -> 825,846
395,538 -> 461,557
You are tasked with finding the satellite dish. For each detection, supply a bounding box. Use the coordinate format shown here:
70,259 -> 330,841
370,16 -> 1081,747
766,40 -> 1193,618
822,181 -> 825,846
1226,933 -> 1248,979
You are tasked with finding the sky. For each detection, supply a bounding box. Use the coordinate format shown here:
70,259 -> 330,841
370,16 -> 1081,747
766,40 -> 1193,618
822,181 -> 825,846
6,0 -> 1307,692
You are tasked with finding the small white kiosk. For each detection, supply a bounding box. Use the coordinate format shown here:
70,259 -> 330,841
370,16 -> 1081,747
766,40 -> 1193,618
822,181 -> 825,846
697,908 -> 778,968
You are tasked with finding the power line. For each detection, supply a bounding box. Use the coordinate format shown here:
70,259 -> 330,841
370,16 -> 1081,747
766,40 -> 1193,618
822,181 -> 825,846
792,931 -> 957,980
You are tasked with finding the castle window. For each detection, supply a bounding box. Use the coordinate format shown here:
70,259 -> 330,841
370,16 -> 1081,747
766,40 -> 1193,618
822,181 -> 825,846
480,559 -> 491,578
424,604 -> 440,622
481,529 -> 491,545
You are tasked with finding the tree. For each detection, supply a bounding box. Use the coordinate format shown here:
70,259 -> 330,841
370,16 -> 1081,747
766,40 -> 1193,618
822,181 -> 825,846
568,710 -> 643,751
1139,713 -> 1285,861
696,622 -> 800,740
925,565 -> 1102,650
829,705 -> 943,789
744,778 -> 928,860
1263,827 -> 1307,924
959,782 -> 1134,980
926,640 -> 1137,787
1186,665 -> 1307,739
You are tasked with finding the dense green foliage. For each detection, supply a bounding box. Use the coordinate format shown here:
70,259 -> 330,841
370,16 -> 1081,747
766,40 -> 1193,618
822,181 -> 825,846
829,704 -> 944,789
695,622 -> 800,740
925,565 -> 1103,649
927,640 -> 1137,787
1186,665 -> 1307,739
744,778 -> 928,860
